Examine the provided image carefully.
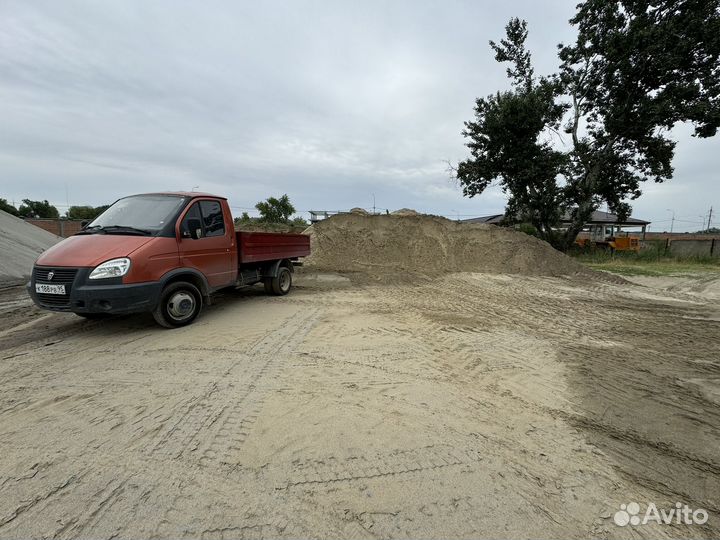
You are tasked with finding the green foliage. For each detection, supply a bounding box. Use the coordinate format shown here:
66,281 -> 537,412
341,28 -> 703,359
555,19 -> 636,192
0,198 -> 19,216
290,216 -> 309,229
3,198 -> 109,220
17,199 -> 59,219
571,239 -> 720,277
515,223 -> 539,237
571,240 -> 668,263
572,246 -> 720,275
234,205 -> 307,232
255,194 -> 296,224
458,3 -> 720,251
66,205 -> 109,220
233,212 -> 253,227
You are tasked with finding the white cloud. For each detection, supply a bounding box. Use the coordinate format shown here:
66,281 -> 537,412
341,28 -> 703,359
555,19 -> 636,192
0,0 -> 717,230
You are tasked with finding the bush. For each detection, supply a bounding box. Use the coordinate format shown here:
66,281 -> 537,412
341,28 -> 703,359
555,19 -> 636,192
0,198 -> 19,216
515,223 -> 538,237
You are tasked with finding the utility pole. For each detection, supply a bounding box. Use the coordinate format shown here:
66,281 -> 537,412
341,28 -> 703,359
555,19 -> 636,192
372,194 -> 376,215
708,206 -> 713,233
667,209 -> 675,233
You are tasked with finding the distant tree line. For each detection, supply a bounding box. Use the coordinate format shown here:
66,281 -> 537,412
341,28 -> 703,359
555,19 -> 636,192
3,194 -> 308,228
65,205 -> 110,220
0,198 -> 109,220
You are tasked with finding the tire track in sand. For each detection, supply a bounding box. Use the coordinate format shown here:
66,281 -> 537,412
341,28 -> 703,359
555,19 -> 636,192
145,307 -> 321,468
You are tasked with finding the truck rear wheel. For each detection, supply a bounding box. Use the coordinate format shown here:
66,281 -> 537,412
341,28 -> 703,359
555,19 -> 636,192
263,278 -> 274,294
153,281 -> 202,328
266,267 -> 292,296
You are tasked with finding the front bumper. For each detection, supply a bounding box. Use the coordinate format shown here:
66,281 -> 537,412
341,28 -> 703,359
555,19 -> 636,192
28,266 -> 162,315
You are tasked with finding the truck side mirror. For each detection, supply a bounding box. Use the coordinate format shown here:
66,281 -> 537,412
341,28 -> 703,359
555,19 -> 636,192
80,220 -> 90,229
183,218 -> 202,240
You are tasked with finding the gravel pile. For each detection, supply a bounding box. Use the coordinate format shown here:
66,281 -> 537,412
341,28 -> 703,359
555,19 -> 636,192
0,210 -> 60,284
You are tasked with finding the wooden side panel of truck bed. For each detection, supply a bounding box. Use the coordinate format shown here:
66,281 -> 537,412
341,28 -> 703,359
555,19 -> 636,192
236,231 -> 311,264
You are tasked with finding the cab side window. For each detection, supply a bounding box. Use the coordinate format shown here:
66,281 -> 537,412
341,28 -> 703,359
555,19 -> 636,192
181,203 -> 203,238
200,200 -> 225,237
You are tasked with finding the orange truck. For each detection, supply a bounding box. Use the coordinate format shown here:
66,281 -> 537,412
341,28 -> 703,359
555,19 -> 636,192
27,192 -> 310,327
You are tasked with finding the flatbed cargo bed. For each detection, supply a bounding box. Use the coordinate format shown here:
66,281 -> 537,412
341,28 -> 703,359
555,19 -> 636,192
236,230 -> 311,264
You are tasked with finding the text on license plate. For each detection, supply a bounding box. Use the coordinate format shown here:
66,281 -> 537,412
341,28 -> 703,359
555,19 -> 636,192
35,283 -> 66,295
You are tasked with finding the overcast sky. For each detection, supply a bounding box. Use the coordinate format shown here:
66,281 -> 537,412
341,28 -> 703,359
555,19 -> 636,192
1,1 -> 718,232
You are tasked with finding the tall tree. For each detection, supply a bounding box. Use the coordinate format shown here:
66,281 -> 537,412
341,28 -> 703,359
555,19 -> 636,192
17,199 -> 60,219
457,2 -> 720,250
255,194 -> 296,223
457,19 -> 568,245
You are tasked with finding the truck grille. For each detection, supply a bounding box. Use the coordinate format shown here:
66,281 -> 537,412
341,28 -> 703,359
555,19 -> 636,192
33,266 -> 79,308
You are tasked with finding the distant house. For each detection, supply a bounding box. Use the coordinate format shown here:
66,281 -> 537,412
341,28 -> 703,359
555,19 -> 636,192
463,210 -> 650,237
463,214 -> 505,225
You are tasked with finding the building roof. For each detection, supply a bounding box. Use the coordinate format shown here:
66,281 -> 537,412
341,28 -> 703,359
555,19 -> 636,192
462,210 -> 650,226
563,210 -> 650,226
462,214 -> 505,225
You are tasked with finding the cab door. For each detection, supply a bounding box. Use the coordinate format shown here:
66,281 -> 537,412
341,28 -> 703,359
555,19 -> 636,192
177,199 -> 234,288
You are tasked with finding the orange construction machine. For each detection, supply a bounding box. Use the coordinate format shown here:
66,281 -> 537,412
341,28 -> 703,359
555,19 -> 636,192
575,225 -> 641,252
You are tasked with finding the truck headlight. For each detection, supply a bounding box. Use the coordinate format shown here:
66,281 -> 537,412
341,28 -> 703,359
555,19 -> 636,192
89,258 -> 131,280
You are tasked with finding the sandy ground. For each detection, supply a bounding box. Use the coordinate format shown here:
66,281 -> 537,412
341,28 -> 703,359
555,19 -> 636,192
624,273 -> 720,301
0,272 -> 719,539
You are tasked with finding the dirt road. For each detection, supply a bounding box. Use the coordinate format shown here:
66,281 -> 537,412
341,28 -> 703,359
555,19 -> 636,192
0,273 -> 718,539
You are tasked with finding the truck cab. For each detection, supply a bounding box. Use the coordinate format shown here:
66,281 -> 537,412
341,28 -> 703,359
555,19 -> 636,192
27,192 -> 310,327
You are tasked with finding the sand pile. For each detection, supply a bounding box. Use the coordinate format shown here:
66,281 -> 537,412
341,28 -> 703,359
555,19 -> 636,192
391,208 -> 419,216
303,213 -> 589,278
0,210 -> 60,284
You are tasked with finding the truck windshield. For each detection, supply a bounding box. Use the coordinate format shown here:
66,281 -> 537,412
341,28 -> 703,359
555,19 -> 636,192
86,195 -> 187,235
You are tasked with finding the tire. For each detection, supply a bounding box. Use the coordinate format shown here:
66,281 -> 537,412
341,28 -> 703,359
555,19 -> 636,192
152,281 -> 202,328
271,267 -> 292,296
263,278 -> 274,295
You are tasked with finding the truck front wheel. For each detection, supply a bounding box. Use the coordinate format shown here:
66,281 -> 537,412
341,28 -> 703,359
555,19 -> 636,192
265,267 -> 292,296
153,281 -> 202,328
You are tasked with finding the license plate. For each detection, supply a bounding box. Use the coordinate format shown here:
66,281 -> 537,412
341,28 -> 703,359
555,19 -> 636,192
35,283 -> 66,295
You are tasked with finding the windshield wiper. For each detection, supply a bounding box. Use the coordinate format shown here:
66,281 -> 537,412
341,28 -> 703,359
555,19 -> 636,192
75,225 -> 105,235
101,225 -> 153,236
76,225 -> 152,236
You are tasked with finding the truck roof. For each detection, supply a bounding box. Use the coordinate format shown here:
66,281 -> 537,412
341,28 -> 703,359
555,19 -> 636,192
129,191 -> 227,199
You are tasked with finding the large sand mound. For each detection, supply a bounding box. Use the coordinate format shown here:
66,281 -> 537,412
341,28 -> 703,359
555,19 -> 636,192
304,213 -> 588,278
0,210 -> 60,284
